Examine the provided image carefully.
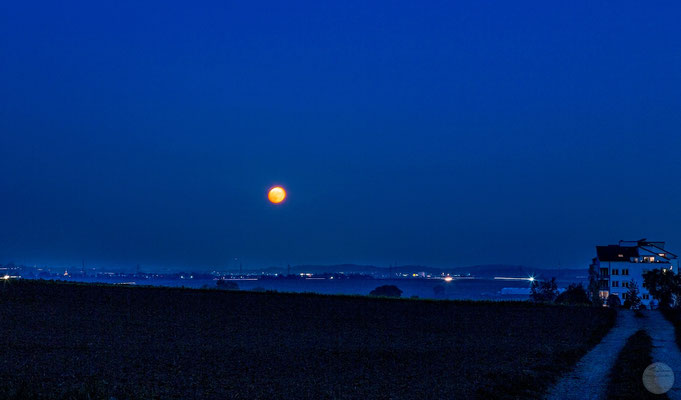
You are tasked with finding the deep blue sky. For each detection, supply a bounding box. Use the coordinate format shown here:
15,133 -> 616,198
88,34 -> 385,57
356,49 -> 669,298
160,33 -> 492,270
1,1 -> 680,271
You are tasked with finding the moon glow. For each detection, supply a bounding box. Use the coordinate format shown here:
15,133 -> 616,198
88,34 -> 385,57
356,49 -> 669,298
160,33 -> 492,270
268,186 -> 286,204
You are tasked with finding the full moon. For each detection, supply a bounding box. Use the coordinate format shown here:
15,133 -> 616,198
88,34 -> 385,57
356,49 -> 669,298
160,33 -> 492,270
268,186 -> 286,204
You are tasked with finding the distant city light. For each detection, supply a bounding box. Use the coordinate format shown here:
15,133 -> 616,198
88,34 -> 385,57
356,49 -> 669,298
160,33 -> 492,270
1,275 -> 9,280
444,276 -> 453,282
528,276 -> 535,282
495,277 -> 533,281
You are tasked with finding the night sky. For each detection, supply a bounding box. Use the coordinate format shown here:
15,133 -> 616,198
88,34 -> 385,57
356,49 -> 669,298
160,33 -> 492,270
1,1 -> 680,271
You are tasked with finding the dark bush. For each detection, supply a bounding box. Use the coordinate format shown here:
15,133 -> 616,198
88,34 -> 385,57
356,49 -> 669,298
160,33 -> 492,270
216,280 -> 239,290
369,285 -> 403,297
643,269 -> 680,309
530,277 -> 558,302
555,283 -> 590,305
623,280 -> 642,310
607,294 -> 621,308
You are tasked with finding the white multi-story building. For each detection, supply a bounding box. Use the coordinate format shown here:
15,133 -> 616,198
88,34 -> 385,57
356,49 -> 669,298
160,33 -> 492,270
590,239 -> 678,307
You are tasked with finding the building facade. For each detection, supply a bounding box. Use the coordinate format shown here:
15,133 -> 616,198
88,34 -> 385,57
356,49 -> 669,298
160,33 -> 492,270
590,239 -> 678,307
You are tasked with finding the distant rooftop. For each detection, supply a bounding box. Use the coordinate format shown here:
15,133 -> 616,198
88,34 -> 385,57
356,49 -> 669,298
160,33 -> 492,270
596,238 -> 677,262
596,245 -> 639,262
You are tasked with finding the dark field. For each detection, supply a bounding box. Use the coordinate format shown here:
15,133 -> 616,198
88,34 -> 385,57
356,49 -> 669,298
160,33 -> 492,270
0,280 -> 614,399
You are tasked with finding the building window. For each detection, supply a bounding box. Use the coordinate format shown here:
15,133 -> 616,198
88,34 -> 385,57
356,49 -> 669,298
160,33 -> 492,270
612,269 -> 619,275
612,281 -> 619,287
623,282 -> 629,288
622,269 -> 629,276
622,293 -> 628,299
643,294 -> 650,300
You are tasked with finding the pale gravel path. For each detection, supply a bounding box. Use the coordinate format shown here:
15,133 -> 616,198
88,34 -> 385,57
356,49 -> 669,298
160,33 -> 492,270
544,310 -> 640,400
646,311 -> 681,400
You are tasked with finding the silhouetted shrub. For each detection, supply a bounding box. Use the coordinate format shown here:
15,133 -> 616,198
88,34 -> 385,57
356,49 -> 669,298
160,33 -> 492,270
623,280 -> 642,310
216,280 -> 239,290
369,285 -> 402,298
555,283 -> 590,305
606,294 -> 621,308
643,269 -> 681,309
530,277 -> 558,302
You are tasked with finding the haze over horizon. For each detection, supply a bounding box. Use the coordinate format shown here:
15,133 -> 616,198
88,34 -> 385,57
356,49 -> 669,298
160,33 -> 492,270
2,1 -> 680,270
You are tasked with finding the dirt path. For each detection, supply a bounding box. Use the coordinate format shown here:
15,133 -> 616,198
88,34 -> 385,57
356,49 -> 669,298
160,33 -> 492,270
646,311 -> 681,400
544,310 -> 640,400
545,310 -> 681,400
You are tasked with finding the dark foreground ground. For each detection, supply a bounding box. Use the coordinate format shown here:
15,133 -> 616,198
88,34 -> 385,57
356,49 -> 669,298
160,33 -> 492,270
0,280 -> 614,399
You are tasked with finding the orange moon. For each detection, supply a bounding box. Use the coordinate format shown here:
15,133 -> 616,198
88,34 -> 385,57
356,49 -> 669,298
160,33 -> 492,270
268,186 -> 286,204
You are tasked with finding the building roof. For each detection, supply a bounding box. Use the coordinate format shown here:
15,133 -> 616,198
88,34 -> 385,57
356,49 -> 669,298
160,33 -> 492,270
596,245 -> 639,262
